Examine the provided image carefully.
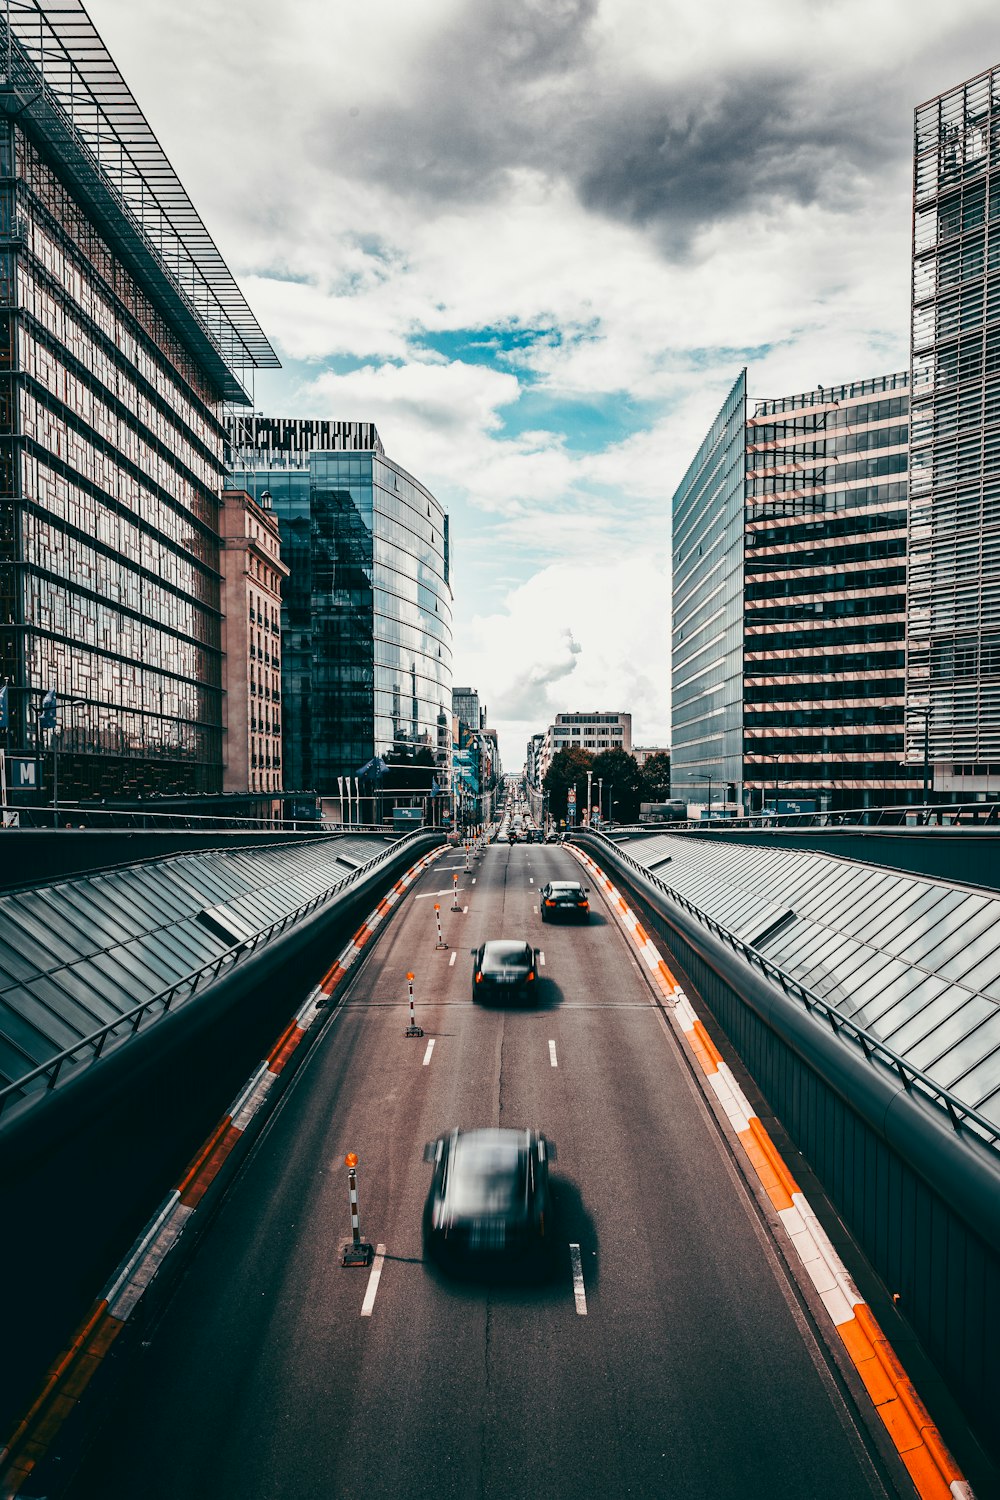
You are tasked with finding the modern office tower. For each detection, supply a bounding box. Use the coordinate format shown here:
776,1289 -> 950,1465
910,67 -> 1000,797
673,370 -> 914,814
219,488 -> 288,797
452,686 -> 481,734
0,5 -> 278,803
227,418 -> 453,801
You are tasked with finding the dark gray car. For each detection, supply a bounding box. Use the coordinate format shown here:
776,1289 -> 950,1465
422,1127 -> 555,1267
471,939 -> 538,1001
539,880 -> 590,922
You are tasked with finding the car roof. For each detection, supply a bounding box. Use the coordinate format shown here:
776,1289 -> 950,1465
482,939 -> 531,956
548,880 -> 584,890
452,1126 -> 531,1156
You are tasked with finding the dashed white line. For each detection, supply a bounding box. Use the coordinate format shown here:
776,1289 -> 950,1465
422,1039 -> 436,1066
463,905 -> 469,913
538,951 -> 546,966
472,878 -> 477,884
548,1039 -> 558,1067
570,1243 -> 587,1314
529,877 -> 534,885
448,951 -> 457,967
360,1243 -> 386,1316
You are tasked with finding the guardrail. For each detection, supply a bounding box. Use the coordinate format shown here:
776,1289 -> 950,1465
0,827 -> 441,1121
574,830 -> 1000,1157
608,798 -> 1000,833
0,801 -> 427,834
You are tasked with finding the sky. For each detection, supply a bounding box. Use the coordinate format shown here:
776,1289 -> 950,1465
89,0 -> 1000,768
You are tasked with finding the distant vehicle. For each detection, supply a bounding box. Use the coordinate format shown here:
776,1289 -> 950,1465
539,880 -> 590,922
422,1127 -> 555,1268
545,831 -> 561,844
471,939 -> 538,1001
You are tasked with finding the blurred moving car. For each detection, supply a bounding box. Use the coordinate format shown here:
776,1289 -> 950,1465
471,939 -> 538,1000
539,880 -> 590,922
422,1127 -> 555,1266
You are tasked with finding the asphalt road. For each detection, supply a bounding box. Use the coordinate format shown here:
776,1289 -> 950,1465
59,842 -> 908,1500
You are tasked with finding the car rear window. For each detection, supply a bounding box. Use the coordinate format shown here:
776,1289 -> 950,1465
484,943 -> 530,966
448,1140 -> 527,1215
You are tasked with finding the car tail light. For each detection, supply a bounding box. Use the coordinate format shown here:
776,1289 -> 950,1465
475,971 -> 483,983
577,900 -> 589,907
527,971 -> 535,982
544,899 -> 555,907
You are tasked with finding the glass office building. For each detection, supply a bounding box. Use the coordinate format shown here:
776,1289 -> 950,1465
0,5 -> 277,803
671,371 -> 747,812
673,370 -> 915,813
910,67 -> 1000,795
229,419 -> 453,796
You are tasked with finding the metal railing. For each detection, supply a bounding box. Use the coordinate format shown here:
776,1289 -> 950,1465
0,801 -> 406,834
574,830 -> 1000,1157
621,799 -> 1000,833
0,828 -> 441,1121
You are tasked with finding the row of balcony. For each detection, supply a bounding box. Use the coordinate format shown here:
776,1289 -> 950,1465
249,608 -> 279,633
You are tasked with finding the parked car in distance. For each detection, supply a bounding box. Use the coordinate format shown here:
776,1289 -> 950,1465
539,880 -> 590,922
422,1127 -> 555,1268
471,939 -> 538,1000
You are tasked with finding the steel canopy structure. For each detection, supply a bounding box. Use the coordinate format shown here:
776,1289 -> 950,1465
0,0 -> 279,400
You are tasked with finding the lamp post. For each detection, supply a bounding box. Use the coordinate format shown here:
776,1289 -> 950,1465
907,706 -> 932,805
586,767 -> 593,827
597,776 -> 603,827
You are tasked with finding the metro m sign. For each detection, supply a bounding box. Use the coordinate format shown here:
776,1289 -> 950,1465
8,756 -> 40,790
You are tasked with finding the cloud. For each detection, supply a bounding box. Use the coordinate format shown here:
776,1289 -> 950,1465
85,0 -> 1000,772
460,559 -> 671,764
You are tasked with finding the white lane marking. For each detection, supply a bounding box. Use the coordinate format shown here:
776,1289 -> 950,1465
472,878 -> 477,884
423,1039 -> 436,1066
415,889 -> 459,900
448,951 -> 457,967
529,877 -> 534,884
548,1039 -> 558,1067
463,905 -> 469,913
570,1243 -> 587,1314
538,951 -> 545,966
360,1243 -> 387,1316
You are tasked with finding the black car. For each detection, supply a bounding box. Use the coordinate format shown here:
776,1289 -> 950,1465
539,880 -> 590,922
471,939 -> 538,1000
422,1127 -> 555,1266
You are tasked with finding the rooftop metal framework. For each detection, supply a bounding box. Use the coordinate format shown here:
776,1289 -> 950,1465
0,0 -> 279,398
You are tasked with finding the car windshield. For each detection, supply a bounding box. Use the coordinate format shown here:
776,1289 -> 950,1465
448,1135 -> 527,1215
550,883 -> 583,895
483,943 -> 530,967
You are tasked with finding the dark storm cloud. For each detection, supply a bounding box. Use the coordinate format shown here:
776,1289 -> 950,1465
314,0 -> 914,256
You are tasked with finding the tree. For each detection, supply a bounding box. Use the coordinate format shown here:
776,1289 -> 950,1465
591,748 -> 643,822
542,747 -> 594,823
640,752 -> 671,803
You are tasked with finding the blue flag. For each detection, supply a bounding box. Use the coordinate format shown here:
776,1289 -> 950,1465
40,688 -> 57,730
0,683 -> 7,732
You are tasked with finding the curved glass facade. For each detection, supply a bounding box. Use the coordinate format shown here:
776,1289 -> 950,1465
229,445 -> 452,794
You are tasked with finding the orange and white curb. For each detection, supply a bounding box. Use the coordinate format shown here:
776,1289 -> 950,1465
0,844 -> 445,1499
571,846 -> 974,1500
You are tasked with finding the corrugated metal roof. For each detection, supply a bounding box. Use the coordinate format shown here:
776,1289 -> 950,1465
607,832 -> 1000,1127
0,834 -> 393,1117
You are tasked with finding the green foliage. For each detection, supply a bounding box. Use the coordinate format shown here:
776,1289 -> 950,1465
590,748 -> 643,822
542,747 -> 594,822
639,752 -> 671,800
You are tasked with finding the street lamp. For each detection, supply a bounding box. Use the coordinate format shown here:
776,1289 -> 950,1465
689,772 -> 713,819
907,706 -> 931,805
